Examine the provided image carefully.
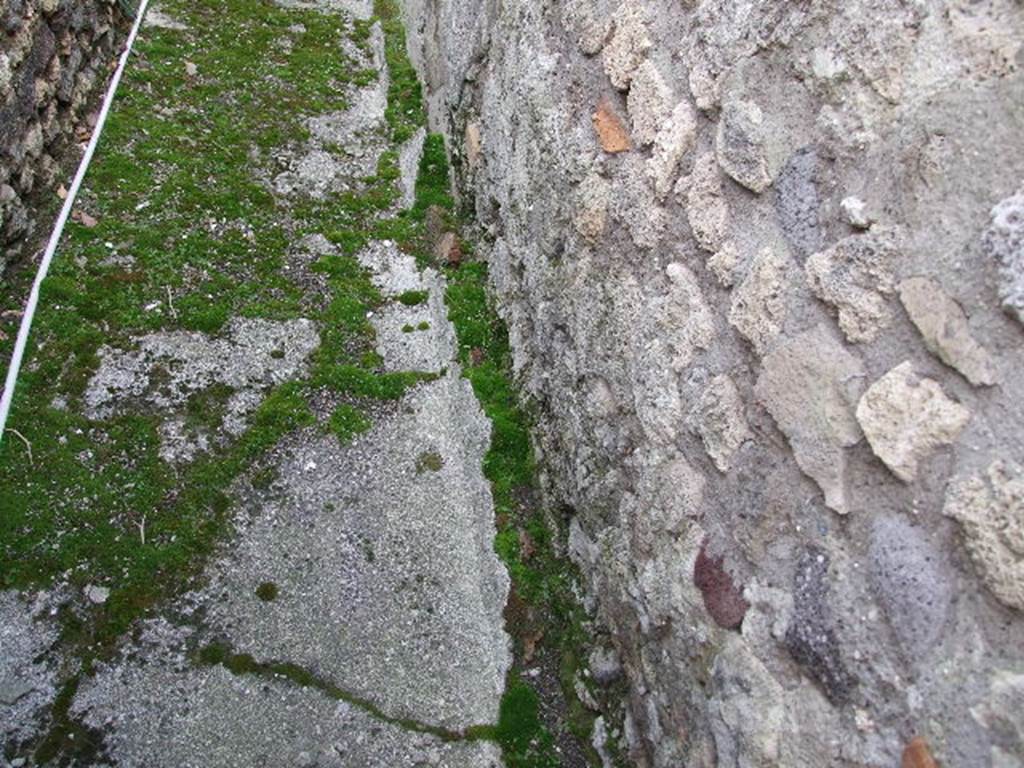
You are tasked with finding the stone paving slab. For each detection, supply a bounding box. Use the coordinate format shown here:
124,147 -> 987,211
201,245 -> 509,732
72,620 -> 503,768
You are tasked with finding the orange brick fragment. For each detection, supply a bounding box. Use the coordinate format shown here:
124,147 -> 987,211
902,736 -> 938,768
592,97 -> 632,154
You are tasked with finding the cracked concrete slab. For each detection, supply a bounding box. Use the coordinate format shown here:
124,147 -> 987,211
72,247 -> 510,754
203,371 -> 510,732
273,0 -> 373,20
274,23 -> 390,199
84,317 -> 320,420
83,316 -> 319,463
72,619 -> 502,768
34,0 -> 512,759
201,247 -> 508,731
0,591 -> 59,749
359,243 -> 457,373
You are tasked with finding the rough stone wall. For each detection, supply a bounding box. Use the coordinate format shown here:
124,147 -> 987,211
0,0 -> 127,275
400,0 -> 1024,766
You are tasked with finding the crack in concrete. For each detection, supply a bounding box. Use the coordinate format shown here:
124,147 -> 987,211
196,642 -> 499,743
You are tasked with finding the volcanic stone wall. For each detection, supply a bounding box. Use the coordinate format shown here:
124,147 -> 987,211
0,0 -> 127,275
398,0 -> 1024,766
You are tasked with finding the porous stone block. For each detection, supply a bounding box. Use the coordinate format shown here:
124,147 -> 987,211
716,98 -> 772,193
944,461 -> 1024,613
627,60 -> 672,146
601,1 -> 650,90
805,230 -> 899,344
856,361 -> 970,483
648,100 -> 696,199
729,246 -> 791,354
983,185 -> 1024,326
693,374 -> 751,473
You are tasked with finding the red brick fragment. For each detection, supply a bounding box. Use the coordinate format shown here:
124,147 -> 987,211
693,540 -> 748,630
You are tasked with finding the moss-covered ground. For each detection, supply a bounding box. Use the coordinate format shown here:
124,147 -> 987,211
0,0 -> 418,645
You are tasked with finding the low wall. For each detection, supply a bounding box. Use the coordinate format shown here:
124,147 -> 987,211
0,0 -> 128,275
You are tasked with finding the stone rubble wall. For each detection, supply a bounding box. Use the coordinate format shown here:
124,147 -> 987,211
398,0 -> 1024,766
0,0 -> 127,275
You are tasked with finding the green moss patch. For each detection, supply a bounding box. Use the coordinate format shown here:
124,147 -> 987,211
0,0 -> 612,762
415,451 -> 444,474
432,155 -> 602,764
329,403 -> 372,443
255,581 -> 279,601
397,289 -> 429,306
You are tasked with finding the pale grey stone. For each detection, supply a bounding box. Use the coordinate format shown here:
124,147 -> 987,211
143,7 -> 189,30
682,151 -> 729,254
716,99 -> 772,193
613,154 -> 668,249
840,196 -> 872,229
693,374 -> 751,473
899,277 -> 998,386
983,185 -> 1024,325
564,0 -> 612,55
756,325 -> 864,514
972,670 -> 1024,760
397,127 -> 426,210
660,262 -> 715,370
868,516 -> 952,657
273,0 -> 373,18
574,170 -> 611,244
84,584 -> 110,604
0,53 -> 11,96
0,591 -> 59,746
84,318 -> 320,420
774,147 -> 822,259
648,100 -> 697,199
628,60 -> 673,147
73,628 -> 501,767
361,247 -> 457,373
708,637 -> 785,767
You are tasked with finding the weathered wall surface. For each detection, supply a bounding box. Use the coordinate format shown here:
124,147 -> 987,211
400,0 -> 1024,765
0,0 -> 126,275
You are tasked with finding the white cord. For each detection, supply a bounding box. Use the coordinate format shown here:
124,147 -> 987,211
0,0 -> 152,450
